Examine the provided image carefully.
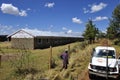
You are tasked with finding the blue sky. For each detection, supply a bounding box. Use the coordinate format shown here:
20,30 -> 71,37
0,0 -> 119,35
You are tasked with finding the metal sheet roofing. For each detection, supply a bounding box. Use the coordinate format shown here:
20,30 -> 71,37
8,28 -> 83,38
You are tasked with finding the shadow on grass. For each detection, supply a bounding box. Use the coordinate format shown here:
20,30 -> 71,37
89,75 -> 120,80
15,68 -> 39,76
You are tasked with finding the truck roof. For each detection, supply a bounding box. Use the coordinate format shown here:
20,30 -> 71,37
95,46 -> 115,51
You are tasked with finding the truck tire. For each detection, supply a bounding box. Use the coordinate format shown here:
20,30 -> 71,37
119,69 -> 120,73
89,74 -> 94,80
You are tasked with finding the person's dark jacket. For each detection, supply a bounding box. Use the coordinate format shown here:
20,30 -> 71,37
60,52 -> 69,64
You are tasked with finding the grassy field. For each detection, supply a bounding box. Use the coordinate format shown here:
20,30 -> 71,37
0,40 -> 120,80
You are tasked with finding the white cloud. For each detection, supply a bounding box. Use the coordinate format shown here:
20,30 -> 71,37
19,10 -> 27,16
62,27 -> 67,30
27,8 -> 31,11
72,17 -> 82,24
45,2 -> 55,8
0,3 -> 27,16
0,24 -> 14,35
1,3 -> 19,15
83,8 -> 89,14
48,25 -> 54,30
93,16 -> 108,21
90,3 -> 107,13
62,27 -> 72,34
83,2 -> 107,13
67,30 -> 72,34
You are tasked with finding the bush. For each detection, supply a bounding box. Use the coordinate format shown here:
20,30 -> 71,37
79,41 -> 88,50
114,39 -> 120,46
9,49 -> 38,76
118,42 -> 120,46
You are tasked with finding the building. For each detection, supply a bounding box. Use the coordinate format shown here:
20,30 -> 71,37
8,29 -> 84,49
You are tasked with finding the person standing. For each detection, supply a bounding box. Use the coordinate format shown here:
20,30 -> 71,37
60,49 -> 69,70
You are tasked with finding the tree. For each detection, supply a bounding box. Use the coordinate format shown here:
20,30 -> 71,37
107,23 -> 117,39
98,31 -> 106,38
107,4 -> 120,40
83,20 -> 99,44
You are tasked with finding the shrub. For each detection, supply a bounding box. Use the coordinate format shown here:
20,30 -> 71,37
79,41 -> 88,50
118,42 -> 120,46
114,39 -> 120,46
9,49 -> 38,76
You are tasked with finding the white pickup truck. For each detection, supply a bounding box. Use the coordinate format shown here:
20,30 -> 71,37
88,46 -> 120,79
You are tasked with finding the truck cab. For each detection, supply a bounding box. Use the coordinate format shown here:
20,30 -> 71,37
88,46 -> 120,79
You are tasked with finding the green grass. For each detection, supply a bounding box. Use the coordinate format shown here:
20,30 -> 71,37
0,41 -> 120,80
0,42 -> 81,80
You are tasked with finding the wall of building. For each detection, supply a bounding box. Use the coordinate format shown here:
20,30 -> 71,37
11,38 -> 34,49
10,36 -> 84,49
34,36 -> 84,49
34,37 -> 50,49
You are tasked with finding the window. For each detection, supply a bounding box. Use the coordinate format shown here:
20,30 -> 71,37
93,50 -> 115,58
46,39 -> 49,43
38,39 -> 42,44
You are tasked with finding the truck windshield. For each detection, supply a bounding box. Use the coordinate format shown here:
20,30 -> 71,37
93,50 -> 115,58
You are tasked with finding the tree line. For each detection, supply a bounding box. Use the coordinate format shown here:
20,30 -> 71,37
83,4 -> 120,45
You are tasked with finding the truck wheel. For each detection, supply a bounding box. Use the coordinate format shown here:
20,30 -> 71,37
116,75 -> 120,80
89,74 -> 94,80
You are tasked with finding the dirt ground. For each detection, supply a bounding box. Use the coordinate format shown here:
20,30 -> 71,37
0,54 -> 19,61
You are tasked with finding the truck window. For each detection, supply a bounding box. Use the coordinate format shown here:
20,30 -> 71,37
93,50 -> 115,58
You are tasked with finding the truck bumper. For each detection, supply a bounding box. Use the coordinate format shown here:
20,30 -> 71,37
89,70 -> 119,79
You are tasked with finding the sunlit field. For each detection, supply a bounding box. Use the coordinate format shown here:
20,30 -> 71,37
0,40 -> 120,80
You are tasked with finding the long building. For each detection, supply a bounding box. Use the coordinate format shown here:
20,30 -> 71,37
8,29 -> 84,49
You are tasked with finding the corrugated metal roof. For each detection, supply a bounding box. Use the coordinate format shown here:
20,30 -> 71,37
8,28 -> 83,38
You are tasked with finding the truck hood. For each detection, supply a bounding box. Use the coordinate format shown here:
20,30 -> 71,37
92,57 -> 117,67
